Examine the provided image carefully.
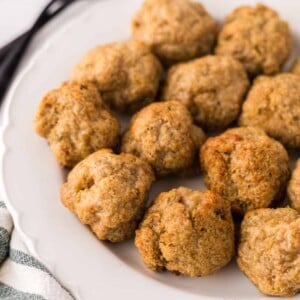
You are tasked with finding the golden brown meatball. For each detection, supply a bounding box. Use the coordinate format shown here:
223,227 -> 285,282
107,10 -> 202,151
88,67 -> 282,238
215,4 -> 292,76
132,0 -> 217,65
121,101 -> 205,177
291,58 -> 300,76
61,149 -> 154,243
162,55 -> 249,130
135,187 -> 234,276
239,73 -> 300,148
72,40 -> 163,112
288,159 -> 300,212
200,127 -> 290,214
34,81 -> 119,167
237,208 -> 300,296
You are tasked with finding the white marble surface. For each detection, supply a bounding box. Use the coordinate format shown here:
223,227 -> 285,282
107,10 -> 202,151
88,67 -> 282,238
0,0 -> 48,46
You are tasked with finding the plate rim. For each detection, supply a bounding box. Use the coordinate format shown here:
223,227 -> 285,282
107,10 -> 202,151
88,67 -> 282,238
0,4 -> 86,300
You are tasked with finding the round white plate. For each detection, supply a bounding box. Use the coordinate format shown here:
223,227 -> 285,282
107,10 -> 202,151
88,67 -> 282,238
1,0 -> 299,299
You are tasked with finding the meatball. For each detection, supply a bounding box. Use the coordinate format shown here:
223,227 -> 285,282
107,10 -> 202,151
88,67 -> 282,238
162,55 -> 249,130
215,4 -> 292,76
135,187 -> 234,276
291,58 -> 300,76
72,40 -> 163,112
121,101 -> 206,177
200,127 -> 290,214
239,73 -> 300,148
34,81 -> 119,167
288,159 -> 300,212
237,208 -> 300,296
131,0 -> 217,65
61,149 -> 154,243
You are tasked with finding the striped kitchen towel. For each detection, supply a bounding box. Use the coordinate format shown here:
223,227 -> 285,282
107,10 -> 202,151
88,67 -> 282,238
0,201 -> 75,300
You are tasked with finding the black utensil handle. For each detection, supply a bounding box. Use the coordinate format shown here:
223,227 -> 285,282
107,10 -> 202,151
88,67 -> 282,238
0,36 -> 31,100
0,77 -> 9,101
0,0 -> 75,64
0,0 -> 75,103
0,32 -> 28,65
32,0 -> 76,33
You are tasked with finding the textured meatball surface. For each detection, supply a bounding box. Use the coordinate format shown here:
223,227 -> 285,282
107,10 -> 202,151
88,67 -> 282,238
61,149 -> 155,242
215,4 -> 292,76
135,187 -> 234,276
237,208 -> 300,296
288,159 -> 300,212
239,73 -> 300,148
132,0 -> 217,65
121,101 -> 206,177
34,81 -> 120,167
162,55 -> 249,130
72,40 -> 163,112
200,127 -> 290,214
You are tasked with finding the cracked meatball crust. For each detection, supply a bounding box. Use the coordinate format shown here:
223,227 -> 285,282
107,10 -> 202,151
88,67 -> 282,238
121,101 -> 206,177
215,4 -> 292,76
237,208 -> 300,296
239,73 -> 300,148
34,81 -> 120,167
135,187 -> 234,276
61,149 -> 155,242
200,127 -> 290,214
72,40 -> 163,112
132,0 -> 217,65
288,159 -> 300,212
162,55 -> 249,130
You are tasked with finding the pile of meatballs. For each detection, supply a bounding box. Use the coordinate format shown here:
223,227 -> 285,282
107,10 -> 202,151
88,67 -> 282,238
34,0 -> 300,297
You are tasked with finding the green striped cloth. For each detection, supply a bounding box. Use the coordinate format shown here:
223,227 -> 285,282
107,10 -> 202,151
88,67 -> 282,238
0,201 -> 75,300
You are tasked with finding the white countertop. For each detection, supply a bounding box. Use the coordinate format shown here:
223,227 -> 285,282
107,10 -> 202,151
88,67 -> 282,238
0,0 -> 48,47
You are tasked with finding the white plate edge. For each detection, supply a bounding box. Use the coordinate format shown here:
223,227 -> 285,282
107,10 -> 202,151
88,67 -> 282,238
0,2 -> 102,299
